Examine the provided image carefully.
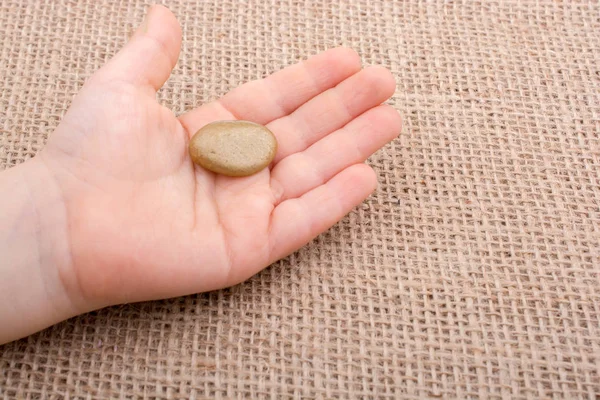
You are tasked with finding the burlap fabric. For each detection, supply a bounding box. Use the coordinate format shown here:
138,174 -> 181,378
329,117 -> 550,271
1,0 -> 599,398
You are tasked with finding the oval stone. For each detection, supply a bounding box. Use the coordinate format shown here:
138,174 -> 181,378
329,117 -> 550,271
189,121 -> 278,177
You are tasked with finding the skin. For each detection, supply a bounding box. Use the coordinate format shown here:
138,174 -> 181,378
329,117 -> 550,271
0,5 -> 401,344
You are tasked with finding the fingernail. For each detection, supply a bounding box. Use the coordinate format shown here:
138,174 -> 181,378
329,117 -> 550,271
138,7 -> 152,34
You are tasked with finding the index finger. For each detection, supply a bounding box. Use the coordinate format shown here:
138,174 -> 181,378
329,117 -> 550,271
179,47 -> 362,135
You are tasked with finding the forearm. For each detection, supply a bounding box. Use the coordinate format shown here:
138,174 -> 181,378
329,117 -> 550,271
0,157 -> 78,344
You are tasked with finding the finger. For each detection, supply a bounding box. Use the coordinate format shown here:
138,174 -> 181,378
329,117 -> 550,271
268,66 -> 396,163
270,105 -> 401,204
94,5 -> 182,93
178,47 -> 362,135
268,163 -> 377,262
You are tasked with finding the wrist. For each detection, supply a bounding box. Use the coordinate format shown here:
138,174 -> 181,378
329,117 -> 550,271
0,156 -> 82,344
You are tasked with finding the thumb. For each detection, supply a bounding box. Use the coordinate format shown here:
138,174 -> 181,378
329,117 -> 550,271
96,5 -> 182,93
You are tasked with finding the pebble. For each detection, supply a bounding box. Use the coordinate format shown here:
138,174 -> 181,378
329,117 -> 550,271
189,121 -> 278,177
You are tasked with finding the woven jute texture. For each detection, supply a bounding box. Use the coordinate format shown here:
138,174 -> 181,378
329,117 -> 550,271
2,0 -> 600,398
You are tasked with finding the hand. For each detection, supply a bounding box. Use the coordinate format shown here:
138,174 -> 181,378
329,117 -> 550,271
0,5 -> 400,343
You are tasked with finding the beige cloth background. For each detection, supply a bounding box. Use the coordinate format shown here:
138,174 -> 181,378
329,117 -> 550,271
1,0 -> 600,398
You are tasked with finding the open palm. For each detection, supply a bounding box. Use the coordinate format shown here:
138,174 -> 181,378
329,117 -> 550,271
40,6 -> 400,310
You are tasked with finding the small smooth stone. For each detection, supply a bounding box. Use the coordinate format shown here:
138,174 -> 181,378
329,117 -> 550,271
189,120 -> 278,177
